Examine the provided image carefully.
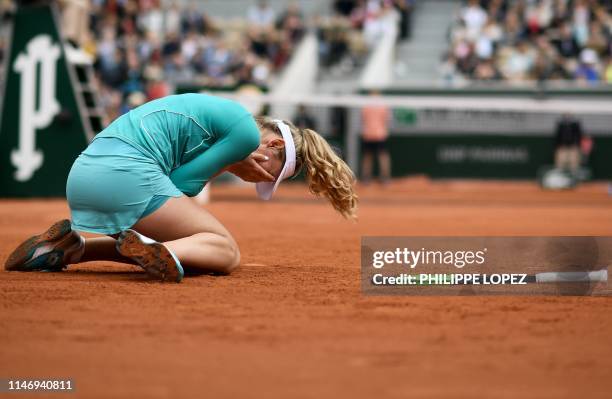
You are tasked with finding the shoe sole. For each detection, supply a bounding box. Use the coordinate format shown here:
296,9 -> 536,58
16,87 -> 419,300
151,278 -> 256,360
116,230 -> 184,283
5,219 -> 73,271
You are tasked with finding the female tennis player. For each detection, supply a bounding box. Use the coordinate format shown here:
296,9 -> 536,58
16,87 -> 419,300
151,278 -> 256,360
5,93 -> 358,282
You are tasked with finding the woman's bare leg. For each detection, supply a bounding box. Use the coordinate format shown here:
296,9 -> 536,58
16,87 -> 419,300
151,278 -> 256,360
379,150 -> 392,183
80,237 -> 136,264
131,196 -> 240,274
361,151 -> 373,182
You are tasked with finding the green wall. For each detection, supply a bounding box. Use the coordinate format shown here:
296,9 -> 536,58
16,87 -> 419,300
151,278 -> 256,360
383,134 -> 612,179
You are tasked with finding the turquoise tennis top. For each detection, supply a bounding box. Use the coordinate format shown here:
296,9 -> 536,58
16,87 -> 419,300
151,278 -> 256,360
96,93 -> 260,196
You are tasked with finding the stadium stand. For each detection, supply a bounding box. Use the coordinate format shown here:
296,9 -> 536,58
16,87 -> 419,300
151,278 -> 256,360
84,0 -> 312,120
442,0 -> 612,85
27,0 -> 410,121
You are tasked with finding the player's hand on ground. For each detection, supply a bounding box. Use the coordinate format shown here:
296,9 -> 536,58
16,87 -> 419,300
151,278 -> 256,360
227,152 -> 275,183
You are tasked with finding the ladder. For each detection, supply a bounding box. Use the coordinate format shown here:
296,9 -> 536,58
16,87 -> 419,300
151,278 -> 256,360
64,45 -> 106,141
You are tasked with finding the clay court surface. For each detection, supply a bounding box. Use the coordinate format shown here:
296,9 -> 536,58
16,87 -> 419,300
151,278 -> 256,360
1,179 -> 611,399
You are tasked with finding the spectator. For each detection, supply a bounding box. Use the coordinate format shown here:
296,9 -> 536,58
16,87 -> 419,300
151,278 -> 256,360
96,25 -> 118,67
316,0 -> 374,72
572,0 -> 590,47
440,53 -> 463,84
180,30 -> 200,62
454,39 -> 478,76
276,1 -> 305,43
475,32 -> 494,59
181,0 -> 206,34
334,0 -> 357,17
487,0 -> 507,24
293,105 -> 318,130
393,0 -> 414,41
575,48 -> 600,82
350,0 -> 367,29
500,40 -> 536,81
553,23 -> 580,58
532,34 -> 570,80
525,0 -> 552,35
501,11 -> 526,46
318,17 -> 354,69
474,59 -> 502,80
251,58 -> 272,86
121,49 -> 144,95
164,0 -> 182,36
363,0 -> 398,47
203,38 -> 235,84
137,30 -> 158,61
144,65 -> 170,100
161,31 -> 181,57
363,0 -> 384,46
550,0 -> 570,28
123,91 -> 147,114
248,0 -> 275,28
462,0 -> 488,41
482,18 -> 503,46
98,85 -> 123,122
360,90 -> 391,184
138,0 -> 164,38
163,52 -> 194,84
554,113 -> 583,175
98,48 -> 128,88
585,21 -> 608,55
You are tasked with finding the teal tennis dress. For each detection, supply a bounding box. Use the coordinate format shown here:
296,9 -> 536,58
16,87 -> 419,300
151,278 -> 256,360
66,94 -> 260,234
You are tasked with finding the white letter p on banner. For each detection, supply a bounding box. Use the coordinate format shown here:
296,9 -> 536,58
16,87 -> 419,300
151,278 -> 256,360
11,34 -> 61,182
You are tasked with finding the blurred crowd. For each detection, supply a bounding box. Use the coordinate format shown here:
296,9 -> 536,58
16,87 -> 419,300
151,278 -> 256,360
82,0 -> 413,118
442,0 -> 612,84
62,0 -> 307,120
318,0 -> 413,74
0,0 -> 419,120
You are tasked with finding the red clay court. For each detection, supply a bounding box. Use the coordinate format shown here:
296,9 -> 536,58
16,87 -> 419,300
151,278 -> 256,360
2,179 -> 611,398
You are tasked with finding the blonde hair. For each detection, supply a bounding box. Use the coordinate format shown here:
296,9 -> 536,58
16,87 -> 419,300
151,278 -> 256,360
255,116 -> 358,219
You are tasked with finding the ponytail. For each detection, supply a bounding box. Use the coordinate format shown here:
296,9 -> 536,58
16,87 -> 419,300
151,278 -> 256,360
299,129 -> 358,219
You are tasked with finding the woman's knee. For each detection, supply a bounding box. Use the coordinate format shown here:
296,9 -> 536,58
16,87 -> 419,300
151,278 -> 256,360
204,233 -> 240,274
221,237 -> 240,275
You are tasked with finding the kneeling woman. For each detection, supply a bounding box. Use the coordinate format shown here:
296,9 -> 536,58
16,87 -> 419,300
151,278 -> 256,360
5,94 -> 358,282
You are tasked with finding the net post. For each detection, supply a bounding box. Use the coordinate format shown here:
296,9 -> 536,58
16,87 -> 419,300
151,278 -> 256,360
346,107 -> 360,175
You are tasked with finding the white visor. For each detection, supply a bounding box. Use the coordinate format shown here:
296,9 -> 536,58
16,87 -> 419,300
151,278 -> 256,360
256,120 -> 296,200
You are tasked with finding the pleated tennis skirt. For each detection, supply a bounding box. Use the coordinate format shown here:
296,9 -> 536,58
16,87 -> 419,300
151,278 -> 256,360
66,137 -> 182,235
